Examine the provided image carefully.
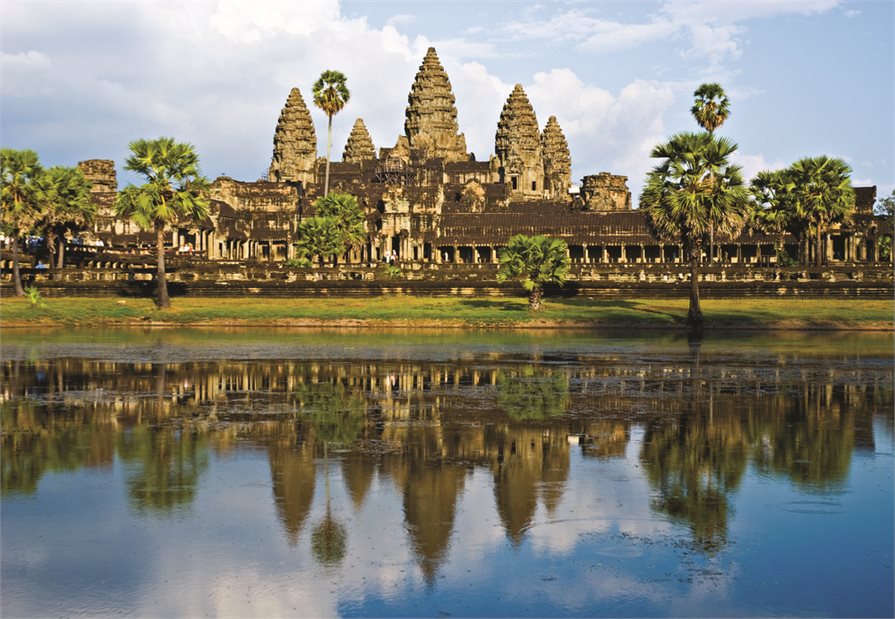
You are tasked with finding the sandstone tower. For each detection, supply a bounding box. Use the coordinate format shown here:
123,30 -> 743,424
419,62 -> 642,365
541,116 -> 571,200
402,47 -> 468,162
77,160 -> 117,193
495,85 -> 544,199
343,118 -> 376,163
580,173 -> 632,211
268,87 -> 317,185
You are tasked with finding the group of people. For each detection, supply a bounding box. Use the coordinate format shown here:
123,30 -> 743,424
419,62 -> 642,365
384,249 -> 399,264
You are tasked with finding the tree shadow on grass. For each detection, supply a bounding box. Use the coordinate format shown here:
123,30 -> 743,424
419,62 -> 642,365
549,297 -> 688,326
457,299 -> 527,312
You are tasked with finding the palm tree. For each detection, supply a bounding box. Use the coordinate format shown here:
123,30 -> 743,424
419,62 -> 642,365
787,156 -> 855,267
312,70 -> 350,197
1,149 -> 43,296
115,137 -> 209,308
640,132 -> 750,328
691,83 -> 731,264
313,192 -> 366,260
35,166 -> 95,278
690,83 -> 730,134
497,234 -> 570,311
750,169 -> 796,264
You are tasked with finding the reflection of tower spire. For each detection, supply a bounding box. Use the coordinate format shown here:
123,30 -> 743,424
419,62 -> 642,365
341,452 -> 375,510
268,445 -> 316,546
403,465 -> 466,586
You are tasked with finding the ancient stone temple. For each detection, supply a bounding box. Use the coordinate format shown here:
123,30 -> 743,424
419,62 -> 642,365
495,85 -> 544,199
73,46 -> 888,273
268,87 -> 317,185
343,118 -> 376,163
399,47 -> 468,162
541,116 -> 572,200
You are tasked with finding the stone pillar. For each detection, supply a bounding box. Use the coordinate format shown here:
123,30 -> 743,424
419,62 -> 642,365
826,235 -> 834,262
639,244 -> 645,264
620,245 -> 627,263
602,245 -> 608,263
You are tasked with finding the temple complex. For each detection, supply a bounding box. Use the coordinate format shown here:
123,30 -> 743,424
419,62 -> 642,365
56,46 -> 891,275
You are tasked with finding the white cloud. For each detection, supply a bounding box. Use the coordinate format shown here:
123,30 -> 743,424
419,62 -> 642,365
730,152 -> 788,183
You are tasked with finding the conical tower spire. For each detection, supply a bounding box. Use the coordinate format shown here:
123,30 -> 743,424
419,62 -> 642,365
495,84 -> 543,199
342,118 -> 376,163
541,115 -> 571,199
403,47 -> 468,162
268,87 -> 317,185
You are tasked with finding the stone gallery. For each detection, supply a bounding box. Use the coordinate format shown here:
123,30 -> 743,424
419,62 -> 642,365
78,48 -> 884,268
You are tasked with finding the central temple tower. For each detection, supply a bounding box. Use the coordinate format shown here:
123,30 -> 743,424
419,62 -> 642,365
401,47 -> 468,162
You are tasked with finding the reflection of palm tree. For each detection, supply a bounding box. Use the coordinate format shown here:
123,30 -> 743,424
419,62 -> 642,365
641,374 -> 748,554
311,442 -> 347,567
298,379 -> 364,567
117,426 -> 209,514
496,366 -> 570,421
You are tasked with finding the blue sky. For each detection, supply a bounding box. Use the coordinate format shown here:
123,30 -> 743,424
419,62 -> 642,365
1,0 -> 892,203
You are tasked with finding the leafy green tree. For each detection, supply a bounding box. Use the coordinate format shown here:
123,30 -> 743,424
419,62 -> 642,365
496,366 -> 570,420
35,166 -> 95,277
690,83 -> 730,134
640,132 -> 750,328
787,156 -> 855,267
750,169 -> 797,264
874,189 -> 895,217
497,234 -> 570,311
1,148 -> 43,296
295,192 -> 365,264
295,216 -> 341,265
115,137 -> 209,308
312,70 -> 350,197
313,192 -> 366,255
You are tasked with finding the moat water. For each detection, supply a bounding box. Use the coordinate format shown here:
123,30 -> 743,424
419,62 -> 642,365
2,329 -> 893,617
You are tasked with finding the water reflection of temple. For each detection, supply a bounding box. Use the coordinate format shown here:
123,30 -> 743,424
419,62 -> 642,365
2,355 -> 891,571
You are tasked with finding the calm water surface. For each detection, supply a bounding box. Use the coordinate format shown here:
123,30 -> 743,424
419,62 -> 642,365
1,329 -> 893,617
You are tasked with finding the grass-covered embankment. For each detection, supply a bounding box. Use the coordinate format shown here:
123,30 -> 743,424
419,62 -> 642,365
1,296 -> 892,330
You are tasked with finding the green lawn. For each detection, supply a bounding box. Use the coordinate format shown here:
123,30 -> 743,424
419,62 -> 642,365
1,295 -> 892,330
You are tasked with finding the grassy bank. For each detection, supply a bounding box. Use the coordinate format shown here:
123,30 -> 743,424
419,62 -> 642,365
1,295 -> 892,330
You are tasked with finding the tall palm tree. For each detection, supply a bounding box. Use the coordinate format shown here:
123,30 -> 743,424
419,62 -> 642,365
640,132 -> 750,328
115,137 -> 209,308
35,166 -> 95,278
787,156 -> 855,267
691,83 -> 731,264
691,83 -> 730,134
1,149 -> 43,296
750,169 -> 797,264
312,70 -> 350,197
497,234 -> 570,311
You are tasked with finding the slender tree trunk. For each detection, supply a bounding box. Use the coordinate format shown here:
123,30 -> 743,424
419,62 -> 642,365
324,115 -> 333,197
47,229 -> 57,280
528,287 -> 543,311
155,222 -> 170,309
709,222 -> 715,264
687,241 -> 703,328
815,222 -> 823,267
12,233 -> 25,296
57,235 -> 66,270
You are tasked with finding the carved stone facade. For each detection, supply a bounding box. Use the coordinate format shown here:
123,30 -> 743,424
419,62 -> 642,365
74,47 -> 889,270
268,87 -> 317,186
77,160 -> 117,193
343,118 -> 376,163
402,47 -> 468,163
495,85 -> 544,199
541,116 -> 572,200
579,173 -> 632,211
